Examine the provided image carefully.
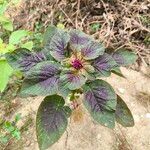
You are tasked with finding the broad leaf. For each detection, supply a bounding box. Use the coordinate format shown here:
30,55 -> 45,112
21,41 -> 33,50
47,29 -> 70,61
2,21 -> 13,31
58,70 -> 87,98
9,30 -> 29,45
59,71 -> 87,90
112,49 -> 137,66
81,41 -> 104,60
69,29 -> 90,51
6,48 -> 48,73
0,40 -> 8,54
115,95 -> 134,127
20,61 -> 61,96
0,15 -> 13,31
83,79 -> 117,128
36,95 -> 71,150
0,60 -> 13,92
92,53 -> 117,77
58,80 -> 71,99
0,2 -> 8,15
43,25 -> 57,46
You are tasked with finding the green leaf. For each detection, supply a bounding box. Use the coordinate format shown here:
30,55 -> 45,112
12,129 -> 21,140
57,23 -> 65,29
0,40 -> 7,54
4,121 -> 15,132
111,67 -> 125,78
0,2 -> 8,15
83,79 -> 117,128
90,23 -> 101,32
0,43 -> 15,55
0,136 -> 8,144
36,95 -> 71,150
9,30 -> 29,45
115,95 -> 134,127
0,15 -> 8,22
5,44 -> 16,52
15,113 -> 21,123
2,21 -> 13,31
112,49 -> 137,66
21,41 -> 33,50
0,60 -> 13,92
0,15 -> 13,31
43,25 -> 57,46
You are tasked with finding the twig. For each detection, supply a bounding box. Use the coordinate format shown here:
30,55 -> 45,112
75,0 -> 81,29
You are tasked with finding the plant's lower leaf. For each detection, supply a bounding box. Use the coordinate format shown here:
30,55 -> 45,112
115,95 -> 134,127
83,79 -> 117,128
92,53 -> 117,77
6,48 -> 50,73
0,60 -> 13,92
111,67 -> 125,78
112,49 -> 137,66
20,61 -> 61,96
36,95 -> 71,150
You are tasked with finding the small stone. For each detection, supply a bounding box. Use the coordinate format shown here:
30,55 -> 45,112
134,115 -> 140,122
145,113 -> 150,119
104,123 -> 108,127
26,140 -> 31,147
140,115 -> 144,118
118,88 -> 125,94
97,134 -> 101,140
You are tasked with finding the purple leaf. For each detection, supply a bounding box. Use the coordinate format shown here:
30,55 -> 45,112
112,49 -> 137,66
6,48 -> 48,73
59,71 -> 87,91
20,61 -> 61,96
92,53 -> 117,77
115,95 -> 134,127
43,25 -> 57,46
81,41 -> 104,60
83,79 -> 117,128
36,95 -> 71,150
47,29 -> 70,61
69,29 -> 90,51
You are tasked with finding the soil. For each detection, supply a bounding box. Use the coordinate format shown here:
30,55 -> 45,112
3,65 -> 150,150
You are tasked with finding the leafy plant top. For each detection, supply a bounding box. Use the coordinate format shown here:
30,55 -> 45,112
6,25 -> 137,150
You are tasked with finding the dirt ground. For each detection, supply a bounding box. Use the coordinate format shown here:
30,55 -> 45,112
4,65 -> 149,150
